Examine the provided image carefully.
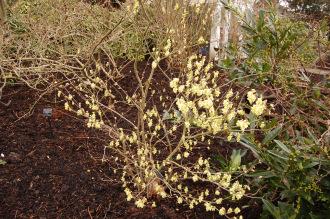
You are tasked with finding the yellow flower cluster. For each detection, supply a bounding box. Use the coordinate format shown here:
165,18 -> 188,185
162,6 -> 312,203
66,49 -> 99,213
169,55 -> 267,142
136,55 -> 268,217
236,119 -> 250,131
135,197 -> 147,208
247,89 -> 267,116
251,97 -> 267,116
87,112 -> 103,129
170,56 -> 225,133
229,181 -> 246,200
247,89 -> 257,104
156,153 -> 248,217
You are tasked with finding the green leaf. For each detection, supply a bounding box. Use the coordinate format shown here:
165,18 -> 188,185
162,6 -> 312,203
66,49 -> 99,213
278,202 -> 297,219
262,125 -> 283,144
312,100 -> 330,113
0,159 -> 6,165
212,154 -> 228,169
246,171 -> 276,178
262,199 -> 281,219
268,150 -> 289,160
257,10 -> 265,32
306,128 -> 318,145
274,140 -> 291,154
303,161 -> 319,169
229,149 -> 246,171
241,24 -> 257,35
239,137 -> 260,159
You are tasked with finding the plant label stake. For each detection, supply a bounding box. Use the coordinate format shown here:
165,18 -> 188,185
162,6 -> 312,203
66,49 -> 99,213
43,108 -> 54,138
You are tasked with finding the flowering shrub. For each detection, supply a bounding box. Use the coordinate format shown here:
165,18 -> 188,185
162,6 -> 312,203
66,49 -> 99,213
58,45 -> 269,217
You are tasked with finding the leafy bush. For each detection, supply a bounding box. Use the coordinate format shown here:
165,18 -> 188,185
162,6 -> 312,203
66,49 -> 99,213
240,132 -> 330,218
213,2 -> 330,218
220,3 -> 327,85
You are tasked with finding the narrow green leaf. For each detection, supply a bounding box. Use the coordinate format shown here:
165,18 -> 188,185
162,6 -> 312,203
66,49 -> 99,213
274,140 -> 291,154
212,154 -> 228,169
262,125 -> 282,144
239,137 -> 260,159
246,171 -> 276,178
268,150 -> 289,160
312,100 -> 330,113
262,199 -> 281,219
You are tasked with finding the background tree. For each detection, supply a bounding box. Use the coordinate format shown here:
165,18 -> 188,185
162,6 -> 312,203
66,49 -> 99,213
284,0 -> 329,40
0,0 -> 6,25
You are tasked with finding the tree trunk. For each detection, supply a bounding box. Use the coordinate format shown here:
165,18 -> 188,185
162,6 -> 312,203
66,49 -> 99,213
0,0 -> 6,25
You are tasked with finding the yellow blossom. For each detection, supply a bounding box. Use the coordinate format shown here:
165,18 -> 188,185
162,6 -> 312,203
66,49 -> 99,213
64,102 -> 70,111
226,89 -> 234,99
219,207 -> 226,215
247,89 -> 257,104
222,99 -> 233,114
234,207 -> 241,214
238,109 -> 245,115
227,133 -> 233,141
260,122 -> 265,128
198,36 -> 205,44
174,3 -> 179,10
170,78 -> 179,89
204,202 -> 216,211
227,110 -> 236,121
229,181 -> 245,200
152,60 -> 158,69
236,119 -> 250,131
124,188 -> 133,201
251,98 -> 267,116
215,198 -> 223,204
135,197 -> 147,208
